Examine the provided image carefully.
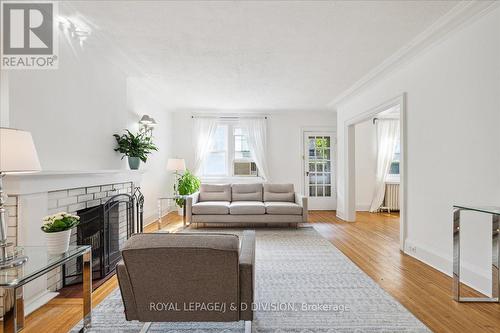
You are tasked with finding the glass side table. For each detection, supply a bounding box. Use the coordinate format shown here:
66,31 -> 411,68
0,245 -> 92,332
453,205 -> 499,302
157,195 -> 189,230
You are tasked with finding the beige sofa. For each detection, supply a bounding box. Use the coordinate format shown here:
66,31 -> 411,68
186,183 -> 308,226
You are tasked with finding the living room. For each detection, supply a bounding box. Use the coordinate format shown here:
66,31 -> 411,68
0,1 -> 499,332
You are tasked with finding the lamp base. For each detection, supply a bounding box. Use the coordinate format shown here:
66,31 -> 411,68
0,255 -> 28,269
0,241 -> 28,269
0,173 -> 29,269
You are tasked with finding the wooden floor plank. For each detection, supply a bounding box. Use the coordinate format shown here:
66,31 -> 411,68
17,211 -> 500,333
310,211 -> 500,333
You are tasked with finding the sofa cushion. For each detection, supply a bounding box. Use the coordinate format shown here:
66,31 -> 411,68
263,184 -> 295,202
199,184 -> 231,202
192,201 -> 230,215
265,202 -> 302,215
232,184 -> 263,201
229,201 -> 265,215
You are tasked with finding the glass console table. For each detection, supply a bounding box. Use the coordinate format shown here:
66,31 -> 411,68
453,205 -> 499,302
157,195 -> 189,230
0,245 -> 92,332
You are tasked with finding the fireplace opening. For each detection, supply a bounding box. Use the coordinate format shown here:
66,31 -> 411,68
63,193 -> 137,286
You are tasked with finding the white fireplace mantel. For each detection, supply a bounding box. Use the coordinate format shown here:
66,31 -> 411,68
4,169 -> 144,195
2,169 -> 143,316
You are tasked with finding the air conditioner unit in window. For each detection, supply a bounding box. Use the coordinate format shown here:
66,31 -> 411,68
234,161 -> 258,176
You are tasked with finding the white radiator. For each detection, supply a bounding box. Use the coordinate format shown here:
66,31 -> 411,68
383,183 -> 400,212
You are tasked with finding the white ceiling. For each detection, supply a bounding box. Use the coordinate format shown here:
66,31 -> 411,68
61,1 -> 459,112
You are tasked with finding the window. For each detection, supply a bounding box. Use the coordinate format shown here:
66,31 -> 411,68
233,127 -> 258,176
389,140 -> 400,175
202,122 -> 259,177
203,125 -> 228,176
234,127 -> 251,159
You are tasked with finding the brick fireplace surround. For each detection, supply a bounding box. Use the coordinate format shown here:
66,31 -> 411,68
1,170 -> 142,317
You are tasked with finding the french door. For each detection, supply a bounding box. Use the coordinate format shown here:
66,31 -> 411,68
303,132 -> 336,210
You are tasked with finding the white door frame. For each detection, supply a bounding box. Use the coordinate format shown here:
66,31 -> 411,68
343,93 -> 407,251
301,128 -> 337,210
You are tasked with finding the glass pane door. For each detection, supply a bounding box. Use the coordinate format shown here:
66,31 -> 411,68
307,136 -> 332,197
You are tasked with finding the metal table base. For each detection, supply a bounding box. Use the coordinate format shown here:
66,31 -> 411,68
1,246 -> 92,332
453,206 -> 499,302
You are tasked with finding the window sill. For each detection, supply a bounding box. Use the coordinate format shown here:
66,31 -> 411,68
200,176 -> 265,184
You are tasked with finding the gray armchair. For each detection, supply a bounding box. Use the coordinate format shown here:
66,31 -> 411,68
116,230 -> 255,333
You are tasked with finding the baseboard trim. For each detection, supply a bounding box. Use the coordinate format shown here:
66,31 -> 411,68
143,210 -> 180,228
143,212 -> 159,226
25,291 -> 59,316
144,206 -> 175,224
355,204 -> 371,211
404,239 -> 491,296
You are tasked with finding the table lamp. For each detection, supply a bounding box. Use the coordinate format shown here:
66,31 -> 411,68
0,128 -> 41,268
166,158 -> 186,195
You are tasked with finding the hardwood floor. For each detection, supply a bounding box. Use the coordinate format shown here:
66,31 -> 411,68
311,211 -> 500,333
18,211 -> 500,333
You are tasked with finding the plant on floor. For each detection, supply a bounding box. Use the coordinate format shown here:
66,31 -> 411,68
113,130 -> 158,169
175,170 -> 201,208
41,212 -> 80,233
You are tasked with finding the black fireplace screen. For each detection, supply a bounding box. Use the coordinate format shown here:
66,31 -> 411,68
63,189 -> 143,286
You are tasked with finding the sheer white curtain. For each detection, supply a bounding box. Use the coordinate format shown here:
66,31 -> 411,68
240,118 -> 270,181
369,119 -> 400,212
193,117 -> 218,176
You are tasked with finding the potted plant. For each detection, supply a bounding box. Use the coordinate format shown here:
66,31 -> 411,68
174,170 -> 201,215
41,212 -> 80,254
113,130 -> 158,170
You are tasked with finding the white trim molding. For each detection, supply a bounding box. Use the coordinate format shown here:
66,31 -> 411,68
329,0 -> 499,108
404,239 -> 492,296
4,170 -> 143,195
340,93 -> 407,251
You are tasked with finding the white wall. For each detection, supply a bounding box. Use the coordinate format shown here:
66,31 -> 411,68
336,6 -> 500,294
127,78 -> 174,220
0,71 -> 8,126
8,44 -> 130,170
5,34 -> 173,221
354,119 -> 376,211
171,111 -> 336,199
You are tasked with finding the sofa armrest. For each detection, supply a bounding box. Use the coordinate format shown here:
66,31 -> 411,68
185,191 -> 199,222
295,193 -> 308,223
116,260 -> 138,321
239,230 -> 255,321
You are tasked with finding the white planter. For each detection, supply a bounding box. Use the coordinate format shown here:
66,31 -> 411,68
177,206 -> 184,216
45,229 -> 72,254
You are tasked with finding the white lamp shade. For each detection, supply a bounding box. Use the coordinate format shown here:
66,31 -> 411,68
166,158 -> 186,172
0,128 -> 41,173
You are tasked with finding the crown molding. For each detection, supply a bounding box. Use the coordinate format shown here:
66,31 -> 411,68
329,0 -> 499,108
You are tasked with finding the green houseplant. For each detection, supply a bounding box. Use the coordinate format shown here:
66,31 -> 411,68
175,170 -> 201,210
113,130 -> 158,169
41,212 -> 80,254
